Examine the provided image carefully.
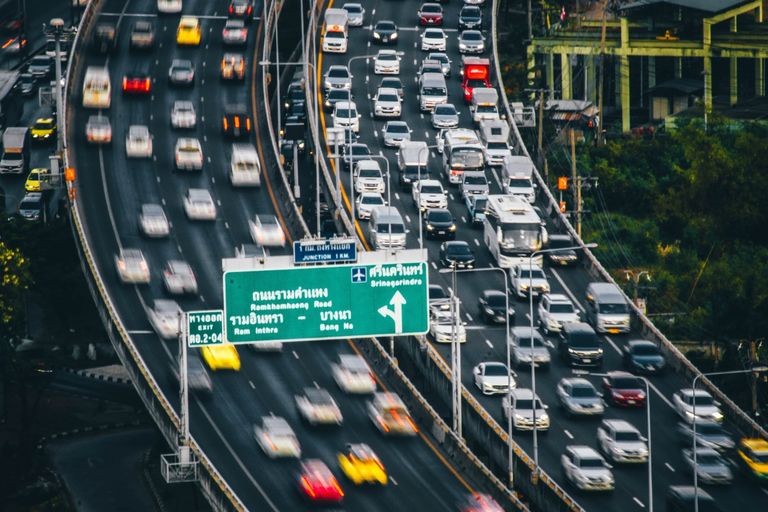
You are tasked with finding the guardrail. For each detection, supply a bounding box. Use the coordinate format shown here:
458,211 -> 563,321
63,2 -> 245,510
490,0 -> 767,441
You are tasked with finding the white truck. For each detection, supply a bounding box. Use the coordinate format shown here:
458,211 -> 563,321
397,140 -> 429,188
323,8 -> 349,53
501,155 -> 536,203
470,87 -> 500,124
0,127 -> 30,174
478,118 -> 512,166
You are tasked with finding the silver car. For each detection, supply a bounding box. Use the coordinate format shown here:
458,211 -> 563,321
556,378 -> 605,416
183,188 -> 216,220
148,299 -> 182,339
538,293 -> 580,334
676,421 -> 734,453
115,248 -> 150,284
510,326 -> 551,368
171,100 -> 196,129
382,121 -> 411,147
162,260 -> 197,295
431,103 -> 459,129
427,52 -> 451,77
503,388 -> 549,432
355,192 -> 386,220
139,203 -> 170,238
561,445 -> 614,492
682,448 -> 733,485
342,3 -> 365,26
597,419 -> 649,463
673,388 -> 724,424
458,29 -> 485,54
323,65 -> 352,91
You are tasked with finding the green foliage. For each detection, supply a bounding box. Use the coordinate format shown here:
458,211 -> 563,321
0,238 -> 32,332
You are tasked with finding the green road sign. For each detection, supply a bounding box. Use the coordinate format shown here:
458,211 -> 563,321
187,310 -> 224,347
223,261 -> 429,344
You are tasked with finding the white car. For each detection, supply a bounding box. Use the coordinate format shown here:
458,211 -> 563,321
249,214 -> 286,246
86,115 -> 112,144
115,248 -> 150,284
162,259 -> 198,295
374,49 -> 401,74
473,362 -> 516,395
332,354 -> 376,393
673,388 -> 724,424
253,416 -> 301,458
157,0 -> 182,13
537,293 -> 580,334
175,137 -> 203,170
342,2 -> 365,26
556,378 -> 605,417
355,193 -> 386,220
139,203 -> 170,238
429,309 -> 466,343
354,160 -> 385,194
183,188 -> 216,220
420,28 -> 447,51
222,19 -> 248,46
382,120 -> 411,147
412,179 -> 448,211
148,299 -> 182,340
373,87 -> 401,118
295,387 -> 343,426
561,445 -> 615,492
171,100 -> 196,129
125,125 -> 152,158
509,263 -> 550,299
597,419 -> 649,464
332,100 -> 360,133
503,388 -> 549,432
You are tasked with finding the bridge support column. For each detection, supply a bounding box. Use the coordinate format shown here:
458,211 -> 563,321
756,58 -> 765,97
560,52 -> 572,100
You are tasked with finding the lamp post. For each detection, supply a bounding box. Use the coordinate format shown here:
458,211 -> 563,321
692,367 -> 768,512
528,243 -> 596,480
414,144 -> 439,250
325,126 -> 346,221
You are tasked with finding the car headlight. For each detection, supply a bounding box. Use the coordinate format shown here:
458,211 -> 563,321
324,80 -> 331,89
426,224 -> 434,231
390,33 -> 398,39
713,411 -> 724,420
520,284 -> 529,290
459,43 -> 467,49
449,225 -> 456,231
373,32 -> 381,39
513,414 -> 526,422
539,413 -> 549,422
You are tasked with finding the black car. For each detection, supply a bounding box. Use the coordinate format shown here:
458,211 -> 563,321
372,20 -> 398,44
27,55 -> 52,80
546,234 -> 578,266
424,208 -> 456,239
15,73 -> 35,97
168,59 -> 195,86
439,241 -> 475,268
222,106 -> 251,139
622,339 -> 666,374
283,81 -> 305,111
379,76 -> 404,98
429,284 -> 450,312
130,20 -> 155,50
323,88 -> 352,111
458,5 -> 482,31
284,100 -> 307,124
558,322 -> 603,368
17,192 -> 46,222
665,486 -> 722,512
229,0 -> 254,20
478,289 -> 513,324
342,143 -> 370,171
92,23 -> 117,53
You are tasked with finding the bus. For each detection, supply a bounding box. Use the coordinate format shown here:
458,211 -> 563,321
82,66 -> 111,109
438,128 -> 484,185
483,194 -> 547,268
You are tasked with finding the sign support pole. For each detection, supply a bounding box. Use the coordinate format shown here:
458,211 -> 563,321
450,268 -> 462,438
178,312 -> 190,464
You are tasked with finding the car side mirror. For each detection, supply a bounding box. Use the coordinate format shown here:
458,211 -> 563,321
370,228 -> 377,233
543,405 -> 549,410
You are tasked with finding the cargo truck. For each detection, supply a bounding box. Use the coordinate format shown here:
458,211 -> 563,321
0,126 -> 30,174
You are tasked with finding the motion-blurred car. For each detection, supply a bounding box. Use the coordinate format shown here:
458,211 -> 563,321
254,416 -> 301,458
122,70 -> 151,94
27,55 -> 52,80
125,125 -> 153,158
418,3 -> 444,25
220,53 -> 245,80
673,389 -> 724,423
176,16 -> 201,46
429,308 -> 466,343
460,494 -> 504,512
561,445 -> 614,491
458,5 -> 483,30
355,193 -> 386,220
168,59 -> 195,86
17,193 -> 45,222
249,214 -> 286,246
597,419 -> 649,463
367,392 -> 418,436
676,420 -> 734,453
477,289 -> 513,324
228,0 -> 254,19
171,101 -> 196,129
439,240 -> 475,268
372,20 -> 398,44
342,3 -> 365,26
420,28 -> 447,51
602,371 -> 646,408
737,437 -> 768,480
86,115 -> 112,144
201,344 -> 240,371
622,339 -> 666,374
556,377 -> 605,416
382,120 -> 411,147
148,299 -> 181,339
295,387 -> 343,426
157,0 -> 182,13
337,443 -> 386,485
24,168 -> 50,192
162,260 -> 198,295
510,326 -> 551,369
332,354 -> 376,394
546,233 -> 579,266
431,103 -> 460,129
509,263 -> 550,299
30,117 -> 56,141
503,388 -> 549,432
15,73 -> 35,97
115,248 -> 150,284
175,138 -> 204,170
183,189 -> 216,220
222,19 -> 248,45
374,50 -> 401,75
473,362 -> 515,395
139,203 -> 169,237
297,459 -> 344,503
222,107 -> 252,139
537,293 -> 580,334
129,20 -> 155,50
682,447 -> 733,485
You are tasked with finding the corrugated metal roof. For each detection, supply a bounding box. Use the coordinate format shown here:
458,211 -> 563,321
620,0 -> 749,14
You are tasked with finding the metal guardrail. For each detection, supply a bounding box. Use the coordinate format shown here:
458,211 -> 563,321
490,0 -> 767,442
63,2 -> 245,510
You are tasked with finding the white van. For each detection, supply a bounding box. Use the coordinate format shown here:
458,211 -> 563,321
501,155 -> 536,203
418,72 -> 447,112
369,206 -> 407,250
229,143 -> 261,186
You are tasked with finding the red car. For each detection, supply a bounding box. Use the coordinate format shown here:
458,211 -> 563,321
418,3 -> 444,26
297,459 -> 344,504
122,73 -> 151,94
602,371 -> 646,408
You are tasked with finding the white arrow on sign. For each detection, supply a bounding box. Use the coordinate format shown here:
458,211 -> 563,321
377,291 -> 407,334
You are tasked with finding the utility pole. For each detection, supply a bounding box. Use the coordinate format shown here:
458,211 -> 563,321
597,7 -> 607,145
570,129 -> 581,238
527,0 -> 533,40
751,340 -> 759,416
537,88 -> 545,160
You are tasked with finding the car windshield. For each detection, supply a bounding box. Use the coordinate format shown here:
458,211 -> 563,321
350,146 -> 370,156
361,196 -> 383,205
518,268 -> 545,279
516,335 -> 545,348
328,68 -> 349,78
376,22 -> 396,31
487,142 -> 509,150
690,394 -> 714,406
381,79 -> 401,88
377,223 -> 405,234
326,31 -> 344,38
464,175 -> 486,185
599,302 -> 629,314
473,198 -> 487,210
463,7 -> 481,16
421,185 -> 443,194
336,107 -> 357,118
569,331 -> 600,349
345,5 -> 361,13
550,303 -> 574,314
507,179 -> 532,189
515,399 -> 543,410
697,424 -> 725,436
484,365 -> 507,376
425,31 -> 443,40
359,169 -> 380,178
549,237 -> 574,249
632,344 -> 659,356
477,105 -> 497,113
579,458 -> 605,468
422,5 -> 441,13
379,93 -> 399,102
435,105 -> 456,115
615,430 -> 641,442
571,385 -> 597,398
429,210 -> 452,222
698,453 -> 723,466
328,90 -> 347,100
463,32 -> 482,41
387,124 -> 408,133
485,294 -> 505,307
423,86 -> 447,96
378,53 -> 397,61
467,79 -> 487,88
611,377 -> 641,389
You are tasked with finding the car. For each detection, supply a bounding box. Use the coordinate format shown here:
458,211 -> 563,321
115,248 -> 150,284
355,193 -> 386,220
201,344 -> 240,371
337,443 -> 386,485
477,289 -> 513,324
176,16 -> 201,46
171,101 -> 196,129
665,486 -> 721,512
27,55 -> 52,79
556,377 -> 605,417
602,371 -> 646,408
324,88 -> 350,111
510,326 -> 551,369
374,88 -> 402,118
463,77 -> 490,104
676,420 -> 734,453
431,103 -> 460,129
503,388 -> 550,432
622,339 -> 666,374
382,120 -> 411,147
354,160 -> 385,194
125,125 -> 153,158
367,392 -> 418,435
341,143 -> 371,171
561,445 -> 614,491
157,0 -> 182,13
222,19 -> 248,46
537,293 -> 580,334
459,171 -> 489,198
418,3 -> 444,25
183,188 -> 216,220
424,208 -> 456,240
429,308 -> 466,343
558,322 -> 604,368
419,59 -> 444,79
427,51 -> 452,77
682,447 -> 733,485
129,20 -> 155,50
297,459 -> 344,503
420,28 -> 447,51
220,53 -> 245,80
465,194 -> 487,225
17,193 -> 45,222
180,355 -> 213,395
15,73 -> 35,97
323,65 -> 352,91
412,179 -> 447,211
24,169 -> 49,193
147,299 -> 181,339
458,5 -> 483,30
86,115 -> 112,144
372,20 -> 398,44
473,362 -> 516,395
546,233 -> 578,266
139,203 -> 170,238
374,49 -> 401,75
509,263 -> 550,299
162,260 -> 198,295
168,59 -> 195,86
332,101 -> 360,133
429,284 -> 451,314
379,76 -> 404,98
247,215 -> 284,246
736,437 -> 768,480
342,3 -> 365,26
460,494 -> 504,512
439,240 -> 475,268
222,107 -> 252,138
283,81 -> 305,111
295,387 -> 343,426
673,388 -> 724,423
332,354 -> 376,394
228,0 -> 254,19
175,138 -> 204,170
459,29 -> 485,54
597,419 -> 649,463
30,117 -> 56,141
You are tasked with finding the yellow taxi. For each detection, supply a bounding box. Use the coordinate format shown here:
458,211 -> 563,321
337,443 -> 387,485
25,168 -> 50,192
200,344 -> 241,371
737,437 -> 768,480
30,117 -> 56,141
176,16 -> 201,46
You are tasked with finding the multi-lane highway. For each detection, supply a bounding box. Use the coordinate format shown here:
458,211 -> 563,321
314,1 -> 768,511
69,0 -> 485,510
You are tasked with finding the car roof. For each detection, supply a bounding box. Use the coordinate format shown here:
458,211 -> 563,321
602,418 -> 638,432
679,388 -> 711,397
568,445 -> 601,459
545,293 -> 571,303
511,388 -> 535,399
561,377 -> 594,388
378,87 -> 399,96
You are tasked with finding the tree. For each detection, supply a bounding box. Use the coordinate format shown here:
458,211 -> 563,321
0,239 -> 32,336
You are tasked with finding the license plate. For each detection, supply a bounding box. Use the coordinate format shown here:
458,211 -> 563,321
437,231 -> 445,235
583,359 -> 591,363
627,400 -> 636,404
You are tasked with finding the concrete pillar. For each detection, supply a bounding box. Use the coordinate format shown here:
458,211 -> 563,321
547,51 -> 555,100
756,58 -> 765,96
620,55 -> 631,132
648,56 -> 656,89
674,58 -> 682,79
561,52 -> 572,100
703,21 -> 713,116
730,17 -> 738,106
586,55 -> 596,103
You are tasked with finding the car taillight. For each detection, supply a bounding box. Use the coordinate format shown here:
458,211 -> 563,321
223,118 -> 228,131
234,116 -> 240,129
246,118 -> 251,130
144,79 -> 150,91
300,477 -> 316,497
229,5 -> 234,14
122,78 -> 127,89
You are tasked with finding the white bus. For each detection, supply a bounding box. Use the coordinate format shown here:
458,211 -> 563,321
438,128 -> 484,185
483,194 -> 547,267
82,66 -> 111,109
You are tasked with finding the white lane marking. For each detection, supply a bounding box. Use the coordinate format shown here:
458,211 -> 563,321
549,268 -> 586,313
390,476 -> 398,486
292,350 -> 299,359
201,115 -> 205,122
485,339 -> 493,349
203,135 -> 208,142
761,488 -> 768,496
405,215 -> 411,223
431,261 -> 438,269
371,8 -> 376,15
474,238 -> 480,246
665,462 -> 675,472
424,131 -> 429,138
413,58 -> 417,65
249,381 -> 256,389
465,313 -> 473,321
563,429 -> 574,439
224,221 -> 230,229
211,176 -> 216,184
633,497 -> 645,508
373,130 -> 378,137
177,244 -> 183,253
394,192 -> 400,200
461,216 -> 467,223
161,198 -> 166,206
603,335 -> 622,355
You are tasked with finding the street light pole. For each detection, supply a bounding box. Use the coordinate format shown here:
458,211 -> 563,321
449,266 -> 462,437
415,144 -> 439,251
50,18 -> 65,173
